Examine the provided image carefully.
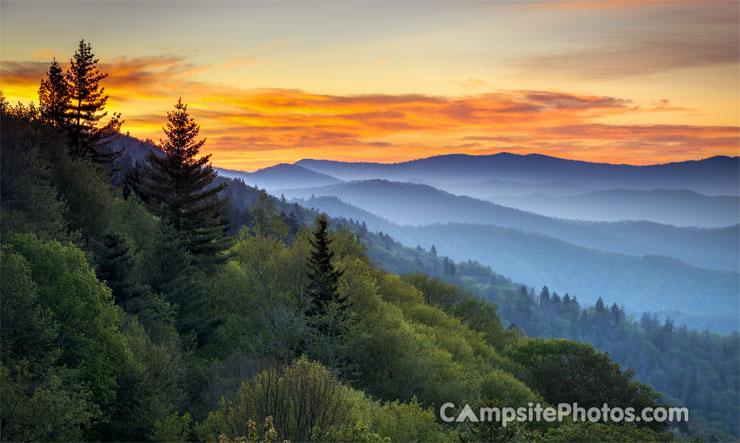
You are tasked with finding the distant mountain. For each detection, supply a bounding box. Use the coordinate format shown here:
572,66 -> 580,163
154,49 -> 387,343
106,133 -> 162,164
217,163 -> 342,191
488,189 -> 740,228
281,180 -> 739,271
298,195 -> 739,333
442,179 -> 594,199
296,153 -> 740,195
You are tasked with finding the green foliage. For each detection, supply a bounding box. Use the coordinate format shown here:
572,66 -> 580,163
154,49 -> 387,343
141,224 -> 221,346
2,101 -> 122,242
306,215 -> 346,318
357,397 -> 455,443
0,108 -> 72,241
152,411 -> 192,442
1,247 -> 102,441
402,273 -> 510,349
197,356 -> 355,442
504,338 -> 665,430
93,227 -> 148,306
0,360 -> 101,441
101,314 -> 185,441
5,233 -> 132,408
534,421 -> 674,442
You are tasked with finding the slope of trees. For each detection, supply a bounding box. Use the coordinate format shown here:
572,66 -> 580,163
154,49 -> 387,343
329,219 -> 739,441
1,40 -> 735,442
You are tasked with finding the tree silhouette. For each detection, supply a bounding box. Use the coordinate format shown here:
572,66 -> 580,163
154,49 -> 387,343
66,39 -> 123,165
138,98 -> 231,267
38,58 -> 69,128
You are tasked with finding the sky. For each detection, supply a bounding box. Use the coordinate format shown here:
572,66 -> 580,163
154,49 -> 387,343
1,0 -> 738,171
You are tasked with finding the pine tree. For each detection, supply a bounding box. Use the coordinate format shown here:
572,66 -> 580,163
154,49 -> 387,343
38,58 -> 69,127
595,297 -> 606,317
138,98 -> 231,267
539,286 -> 550,306
306,215 -> 346,318
142,225 -> 220,344
93,227 -> 147,306
66,39 -> 123,164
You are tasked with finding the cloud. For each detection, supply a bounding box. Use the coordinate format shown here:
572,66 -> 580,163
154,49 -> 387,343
520,36 -> 739,79
1,53 -> 736,169
32,49 -> 54,60
515,1 -> 739,79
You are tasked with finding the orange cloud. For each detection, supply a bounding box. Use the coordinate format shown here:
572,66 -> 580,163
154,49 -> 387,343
1,55 -> 737,170
32,49 -> 54,60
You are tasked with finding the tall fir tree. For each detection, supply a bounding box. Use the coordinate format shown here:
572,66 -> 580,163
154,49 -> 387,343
38,58 -> 69,128
66,39 -> 123,165
138,98 -> 231,267
306,215 -> 346,318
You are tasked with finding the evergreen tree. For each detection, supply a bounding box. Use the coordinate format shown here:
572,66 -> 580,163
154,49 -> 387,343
595,297 -> 606,316
442,256 -> 456,276
92,227 -> 147,307
539,286 -> 551,306
121,161 -> 143,200
65,39 -> 123,164
138,98 -> 231,267
285,212 -> 301,240
306,215 -> 346,318
142,225 -> 220,344
610,302 -> 621,326
38,58 -> 69,127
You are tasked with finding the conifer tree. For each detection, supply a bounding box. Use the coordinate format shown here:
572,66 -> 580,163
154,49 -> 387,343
66,39 -> 123,164
91,226 -> 179,332
306,215 -> 346,318
138,98 -> 231,267
93,227 -> 147,307
38,58 -> 69,127
142,224 -> 222,344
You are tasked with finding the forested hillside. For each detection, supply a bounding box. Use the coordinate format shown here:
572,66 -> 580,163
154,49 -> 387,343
0,98 -> 684,442
0,42 -> 736,443
293,195 -> 739,332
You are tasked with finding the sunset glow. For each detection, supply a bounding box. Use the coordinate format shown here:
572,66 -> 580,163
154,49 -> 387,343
2,0 -> 737,170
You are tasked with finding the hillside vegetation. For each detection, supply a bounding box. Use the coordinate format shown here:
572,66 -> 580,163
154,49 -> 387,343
2,95 -> 692,442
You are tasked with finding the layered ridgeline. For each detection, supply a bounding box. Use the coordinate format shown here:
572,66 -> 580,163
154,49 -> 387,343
279,180 -> 739,271
484,189 -> 739,228
277,181 -> 739,333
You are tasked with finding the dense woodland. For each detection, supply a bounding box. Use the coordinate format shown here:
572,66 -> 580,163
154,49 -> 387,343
0,40 -> 737,442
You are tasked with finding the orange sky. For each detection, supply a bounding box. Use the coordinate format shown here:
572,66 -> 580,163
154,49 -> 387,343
1,1 -> 738,170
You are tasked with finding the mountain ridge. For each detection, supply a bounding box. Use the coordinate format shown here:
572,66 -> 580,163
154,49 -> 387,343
294,153 -> 740,195
280,179 -> 739,271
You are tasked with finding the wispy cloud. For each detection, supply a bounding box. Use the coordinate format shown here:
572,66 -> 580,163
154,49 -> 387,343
515,1 -> 738,79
